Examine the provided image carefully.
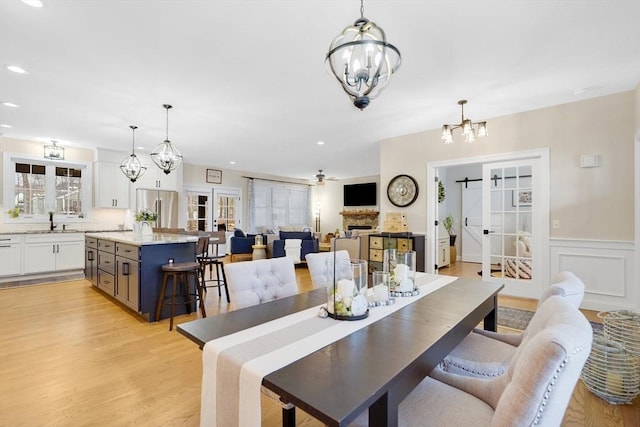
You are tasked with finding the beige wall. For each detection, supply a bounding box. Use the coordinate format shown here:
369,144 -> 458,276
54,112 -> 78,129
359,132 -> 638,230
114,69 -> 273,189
315,175 -> 380,238
380,91 -> 636,241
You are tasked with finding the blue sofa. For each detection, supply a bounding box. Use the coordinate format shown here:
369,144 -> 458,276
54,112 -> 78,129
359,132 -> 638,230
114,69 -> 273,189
272,231 -> 319,263
229,229 -> 267,261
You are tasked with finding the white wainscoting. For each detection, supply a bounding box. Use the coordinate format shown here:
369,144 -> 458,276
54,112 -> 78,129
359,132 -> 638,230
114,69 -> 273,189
549,239 -> 637,312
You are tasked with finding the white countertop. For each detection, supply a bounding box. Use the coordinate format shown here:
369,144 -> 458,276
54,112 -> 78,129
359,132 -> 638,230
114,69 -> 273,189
84,231 -> 198,246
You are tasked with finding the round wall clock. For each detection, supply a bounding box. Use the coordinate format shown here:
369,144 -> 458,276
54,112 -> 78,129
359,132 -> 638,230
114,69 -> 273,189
387,174 -> 419,207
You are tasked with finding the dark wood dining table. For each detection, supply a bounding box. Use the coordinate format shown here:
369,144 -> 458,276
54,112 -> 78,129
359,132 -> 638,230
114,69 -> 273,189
178,277 -> 503,427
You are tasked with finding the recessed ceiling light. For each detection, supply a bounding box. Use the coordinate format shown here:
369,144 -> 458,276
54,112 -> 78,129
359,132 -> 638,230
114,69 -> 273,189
21,0 -> 43,7
317,141 -> 325,145
2,102 -> 19,108
229,161 -> 236,165
136,146 -> 145,150
6,65 -> 27,74
574,87 -> 590,96
0,124 -> 13,128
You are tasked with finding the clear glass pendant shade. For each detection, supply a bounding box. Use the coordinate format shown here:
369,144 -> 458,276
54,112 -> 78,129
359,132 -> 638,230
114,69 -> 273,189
151,140 -> 182,175
120,125 -> 147,183
151,104 -> 183,174
326,15 -> 401,110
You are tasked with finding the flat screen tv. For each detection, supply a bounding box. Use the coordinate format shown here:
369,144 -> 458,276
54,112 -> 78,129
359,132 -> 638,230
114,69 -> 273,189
343,182 -> 377,206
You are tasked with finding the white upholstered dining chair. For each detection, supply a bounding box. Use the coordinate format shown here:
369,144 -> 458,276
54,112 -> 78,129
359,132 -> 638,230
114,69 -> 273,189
443,271 -> 586,366
224,256 -> 298,309
304,250 -> 352,289
350,295 -> 593,427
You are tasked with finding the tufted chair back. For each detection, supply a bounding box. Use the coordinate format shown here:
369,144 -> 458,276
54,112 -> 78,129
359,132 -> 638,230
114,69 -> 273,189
305,250 -> 352,289
538,271 -> 585,309
428,296 -> 592,427
224,257 -> 298,309
493,299 -> 592,425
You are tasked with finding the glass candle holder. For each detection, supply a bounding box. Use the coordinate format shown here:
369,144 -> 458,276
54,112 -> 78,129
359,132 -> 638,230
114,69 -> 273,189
393,250 -> 417,294
371,271 -> 390,303
326,258 -> 369,320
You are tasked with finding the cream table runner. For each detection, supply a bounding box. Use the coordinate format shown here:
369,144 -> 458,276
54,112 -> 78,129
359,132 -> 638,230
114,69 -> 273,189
201,273 -> 458,427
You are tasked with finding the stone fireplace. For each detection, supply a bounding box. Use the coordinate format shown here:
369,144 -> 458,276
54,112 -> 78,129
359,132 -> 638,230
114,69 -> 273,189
340,210 -> 379,230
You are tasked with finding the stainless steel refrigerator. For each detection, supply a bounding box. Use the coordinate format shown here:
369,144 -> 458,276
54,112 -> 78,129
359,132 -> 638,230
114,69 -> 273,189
135,189 -> 179,229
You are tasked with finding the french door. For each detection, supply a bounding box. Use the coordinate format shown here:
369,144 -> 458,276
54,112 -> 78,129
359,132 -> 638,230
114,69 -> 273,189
482,158 -> 543,299
185,189 -> 212,232
213,188 -> 241,232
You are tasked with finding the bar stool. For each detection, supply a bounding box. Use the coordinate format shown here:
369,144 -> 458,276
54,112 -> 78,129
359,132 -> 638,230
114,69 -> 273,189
197,231 -> 231,303
155,261 -> 206,331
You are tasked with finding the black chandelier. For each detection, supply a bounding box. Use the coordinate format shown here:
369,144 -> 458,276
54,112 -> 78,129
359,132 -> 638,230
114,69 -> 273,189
325,0 -> 401,110
120,125 -> 147,183
151,104 -> 183,174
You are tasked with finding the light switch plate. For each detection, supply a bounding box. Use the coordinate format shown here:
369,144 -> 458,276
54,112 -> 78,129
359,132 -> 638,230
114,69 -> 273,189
580,154 -> 599,168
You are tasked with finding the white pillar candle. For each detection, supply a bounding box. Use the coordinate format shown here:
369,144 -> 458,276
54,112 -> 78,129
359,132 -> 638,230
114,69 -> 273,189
337,279 -> 355,299
373,284 -> 388,302
394,263 -> 410,282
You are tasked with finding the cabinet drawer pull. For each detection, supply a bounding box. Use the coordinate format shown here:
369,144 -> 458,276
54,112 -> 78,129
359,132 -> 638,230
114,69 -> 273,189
0,244 -> 11,248
0,238 -> 10,241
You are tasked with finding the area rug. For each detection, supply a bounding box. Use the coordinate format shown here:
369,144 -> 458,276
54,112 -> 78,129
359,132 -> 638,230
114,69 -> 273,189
497,306 -> 534,330
497,306 -> 603,332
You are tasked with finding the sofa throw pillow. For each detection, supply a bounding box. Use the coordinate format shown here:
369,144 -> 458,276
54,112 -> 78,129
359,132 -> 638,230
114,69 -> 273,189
234,229 -> 246,238
279,231 -> 312,240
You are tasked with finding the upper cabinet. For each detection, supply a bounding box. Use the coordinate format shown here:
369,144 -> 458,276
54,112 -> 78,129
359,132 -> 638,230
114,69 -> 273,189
132,153 -> 181,191
94,161 -> 130,209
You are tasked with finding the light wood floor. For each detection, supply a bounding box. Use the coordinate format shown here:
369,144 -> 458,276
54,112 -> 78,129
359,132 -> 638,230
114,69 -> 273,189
0,260 -> 637,426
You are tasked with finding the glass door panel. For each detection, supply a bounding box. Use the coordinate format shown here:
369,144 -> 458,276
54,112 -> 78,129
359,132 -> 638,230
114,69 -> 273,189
186,191 -> 210,232
213,188 -> 241,232
483,159 -> 538,298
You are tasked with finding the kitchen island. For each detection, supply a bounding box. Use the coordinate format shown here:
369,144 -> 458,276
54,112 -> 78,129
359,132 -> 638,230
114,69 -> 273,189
85,232 -> 198,322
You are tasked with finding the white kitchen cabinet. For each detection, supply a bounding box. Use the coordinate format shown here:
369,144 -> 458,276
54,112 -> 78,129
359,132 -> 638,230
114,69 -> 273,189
24,233 -> 85,274
133,154 -> 180,191
0,235 -> 23,277
94,161 -> 130,208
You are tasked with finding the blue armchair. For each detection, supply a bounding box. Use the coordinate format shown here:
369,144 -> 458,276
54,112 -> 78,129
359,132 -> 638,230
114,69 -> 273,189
272,231 -> 319,263
229,229 -> 266,262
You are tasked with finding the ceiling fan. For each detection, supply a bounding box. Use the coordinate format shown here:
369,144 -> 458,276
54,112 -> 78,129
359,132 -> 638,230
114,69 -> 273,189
315,169 -> 337,186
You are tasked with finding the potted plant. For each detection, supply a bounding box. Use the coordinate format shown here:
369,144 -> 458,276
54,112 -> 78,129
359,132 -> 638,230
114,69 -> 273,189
443,214 -> 457,264
443,214 -> 456,246
134,209 -> 158,236
7,206 -> 20,219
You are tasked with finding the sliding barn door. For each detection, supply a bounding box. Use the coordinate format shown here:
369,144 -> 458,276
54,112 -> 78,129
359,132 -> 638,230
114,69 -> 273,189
461,181 -> 482,262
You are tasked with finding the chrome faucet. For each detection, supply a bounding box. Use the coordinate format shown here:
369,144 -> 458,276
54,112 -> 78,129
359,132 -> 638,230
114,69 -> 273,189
49,215 -> 56,231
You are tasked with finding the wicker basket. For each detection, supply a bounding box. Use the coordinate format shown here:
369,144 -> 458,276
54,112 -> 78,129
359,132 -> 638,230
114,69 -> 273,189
581,310 -> 640,404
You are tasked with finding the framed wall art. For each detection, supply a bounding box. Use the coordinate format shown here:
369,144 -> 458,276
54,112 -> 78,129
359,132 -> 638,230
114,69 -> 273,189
512,190 -> 532,207
206,168 -> 222,184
